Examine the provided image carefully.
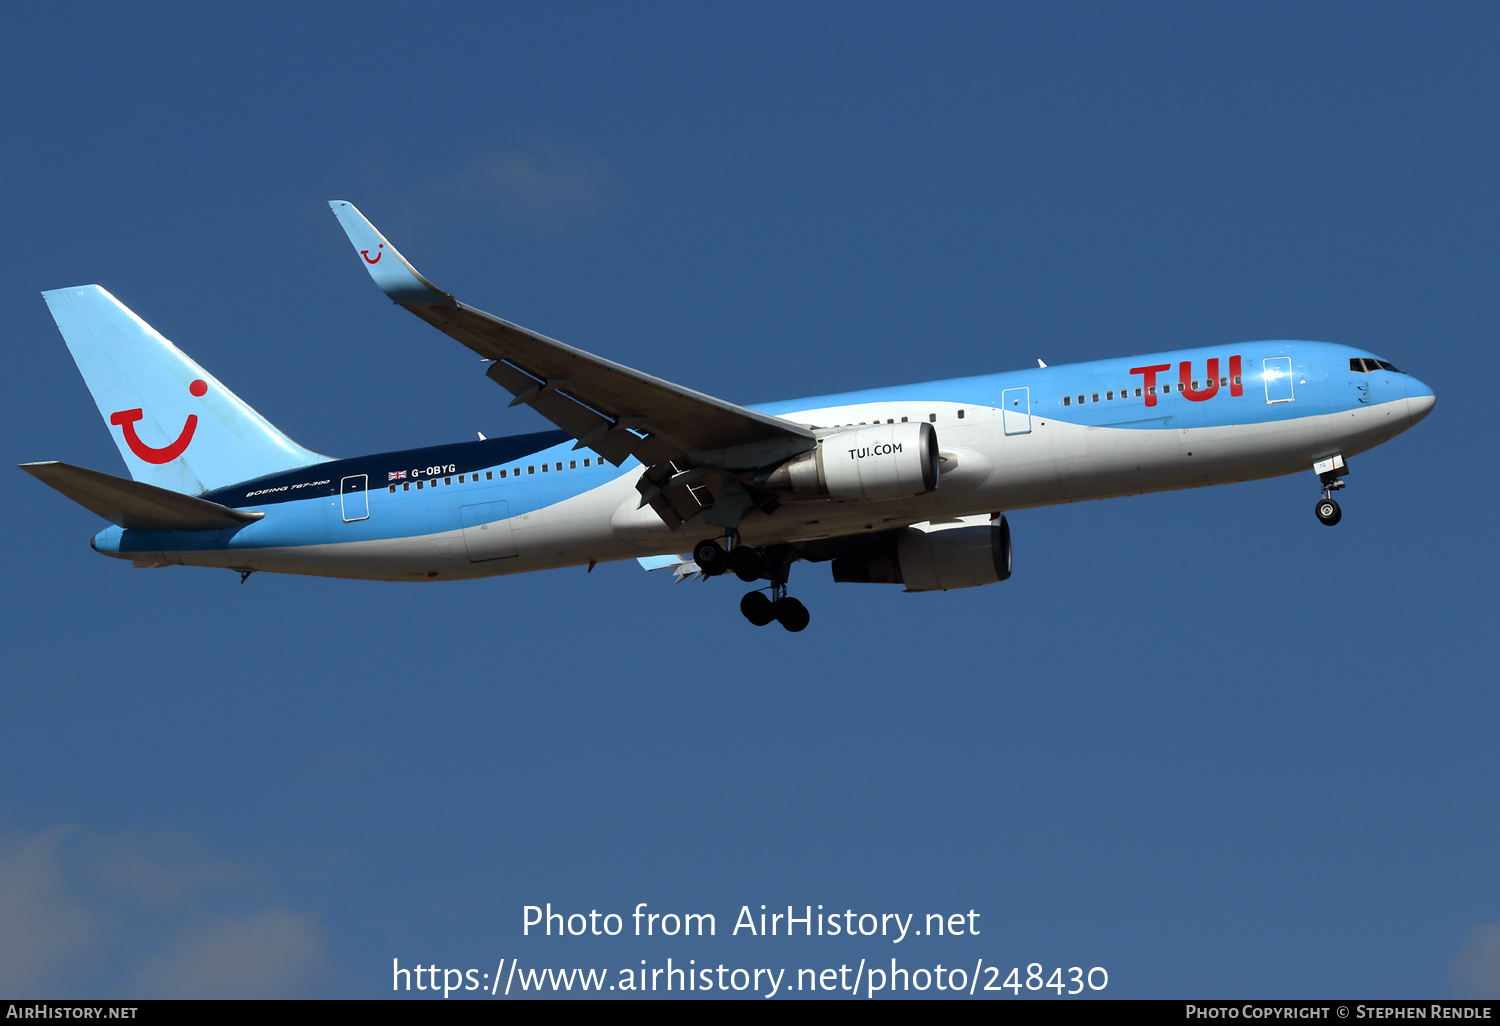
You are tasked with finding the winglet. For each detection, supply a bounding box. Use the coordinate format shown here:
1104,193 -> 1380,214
327,201 -> 451,305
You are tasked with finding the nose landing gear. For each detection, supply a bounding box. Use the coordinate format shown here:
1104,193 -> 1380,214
1313,454 -> 1348,526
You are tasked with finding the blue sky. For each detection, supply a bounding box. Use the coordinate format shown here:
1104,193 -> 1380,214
1,2 -> 1495,998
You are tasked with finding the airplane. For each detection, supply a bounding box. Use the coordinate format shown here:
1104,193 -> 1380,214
21,201 -> 1436,632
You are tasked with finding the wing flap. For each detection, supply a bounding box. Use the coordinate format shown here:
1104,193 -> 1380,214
20,461 -> 264,531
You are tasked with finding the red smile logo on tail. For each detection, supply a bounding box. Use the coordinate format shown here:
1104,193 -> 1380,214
361,242 -> 384,264
110,379 -> 206,464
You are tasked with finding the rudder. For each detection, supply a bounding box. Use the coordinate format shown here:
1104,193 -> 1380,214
42,285 -> 328,494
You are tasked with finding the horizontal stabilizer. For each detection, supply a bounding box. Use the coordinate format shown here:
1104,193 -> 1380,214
19,462 -> 264,531
636,553 -> 701,582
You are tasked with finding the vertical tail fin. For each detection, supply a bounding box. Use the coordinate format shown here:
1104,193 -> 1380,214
42,285 -> 328,495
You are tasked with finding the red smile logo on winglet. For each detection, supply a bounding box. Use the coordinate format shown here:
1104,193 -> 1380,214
110,379 -> 205,464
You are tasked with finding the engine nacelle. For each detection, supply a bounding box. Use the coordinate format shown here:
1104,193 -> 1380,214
831,515 -> 1012,592
757,422 -> 938,500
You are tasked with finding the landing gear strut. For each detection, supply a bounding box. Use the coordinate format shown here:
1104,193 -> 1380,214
1313,454 -> 1348,527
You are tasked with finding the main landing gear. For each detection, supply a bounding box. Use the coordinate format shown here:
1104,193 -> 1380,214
693,538 -> 810,632
692,537 -> 760,582
1314,454 -> 1348,526
740,585 -> 810,632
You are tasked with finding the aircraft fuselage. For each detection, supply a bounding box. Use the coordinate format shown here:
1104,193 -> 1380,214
89,340 -> 1435,581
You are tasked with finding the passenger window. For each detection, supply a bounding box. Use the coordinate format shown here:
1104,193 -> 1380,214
388,484 -> 396,493
1077,395 -> 1084,404
1163,384 -> 1171,393
1091,393 -> 1099,403
887,418 -> 894,424
584,459 -> 590,467
527,466 -> 534,474
458,474 -> 465,483
402,482 -> 410,491
1063,396 -> 1071,406
1147,386 -> 1155,395
417,480 -> 423,489
569,460 -> 576,469
929,413 -> 936,422
1106,391 -> 1114,400
1135,387 -> 1142,397
487,471 -> 494,480
444,476 -> 451,485
1233,375 -> 1241,385
556,463 -> 562,471
901,416 -> 908,422
957,410 -> 965,419
1219,377 -> 1227,386
541,464 -> 548,472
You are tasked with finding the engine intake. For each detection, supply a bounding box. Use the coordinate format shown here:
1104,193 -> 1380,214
757,422 -> 938,500
832,515 -> 1012,592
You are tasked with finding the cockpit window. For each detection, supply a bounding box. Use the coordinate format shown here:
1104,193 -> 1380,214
1350,358 -> 1366,372
1353,357 -> 1403,374
1376,359 -> 1401,373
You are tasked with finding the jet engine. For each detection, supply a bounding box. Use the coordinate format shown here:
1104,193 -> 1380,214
756,422 -> 938,500
831,515 -> 1011,592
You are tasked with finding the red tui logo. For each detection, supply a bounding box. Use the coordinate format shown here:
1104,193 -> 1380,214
109,379 -> 205,464
1132,356 -> 1243,407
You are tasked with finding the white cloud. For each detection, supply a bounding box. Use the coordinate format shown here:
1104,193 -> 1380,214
420,141 -> 616,237
0,829 -> 95,991
0,827 -> 327,996
1454,922 -> 1500,998
135,909 -> 325,998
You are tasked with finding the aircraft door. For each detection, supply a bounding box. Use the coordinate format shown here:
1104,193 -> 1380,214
460,501 -> 517,562
1001,387 -> 1032,434
340,475 -> 369,522
1264,357 -> 1295,404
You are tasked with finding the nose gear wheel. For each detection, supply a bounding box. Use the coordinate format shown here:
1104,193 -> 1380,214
1314,457 -> 1349,526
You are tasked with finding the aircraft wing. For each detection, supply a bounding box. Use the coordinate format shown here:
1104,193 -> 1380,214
328,201 -> 815,473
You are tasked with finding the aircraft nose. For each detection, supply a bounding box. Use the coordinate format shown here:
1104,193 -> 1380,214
1405,376 -> 1436,425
